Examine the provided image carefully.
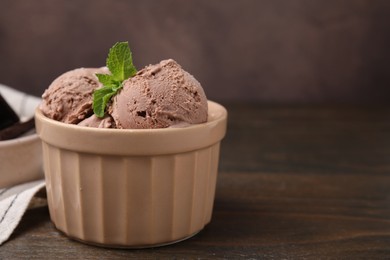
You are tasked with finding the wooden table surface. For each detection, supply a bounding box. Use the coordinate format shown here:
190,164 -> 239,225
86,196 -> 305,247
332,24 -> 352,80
2,104 -> 390,259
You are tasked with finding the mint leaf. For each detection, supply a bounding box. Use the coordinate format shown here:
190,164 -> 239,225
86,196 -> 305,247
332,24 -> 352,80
96,74 -> 118,88
93,42 -> 137,118
93,86 -> 116,118
107,42 -> 137,81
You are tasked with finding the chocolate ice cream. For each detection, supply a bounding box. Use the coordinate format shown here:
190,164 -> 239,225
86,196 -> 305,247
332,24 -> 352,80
40,52 -> 207,129
110,59 -> 208,129
78,114 -> 114,128
40,67 -> 108,124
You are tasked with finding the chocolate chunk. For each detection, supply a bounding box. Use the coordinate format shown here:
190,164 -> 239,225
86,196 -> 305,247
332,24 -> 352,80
0,117 -> 35,141
0,94 -> 20,130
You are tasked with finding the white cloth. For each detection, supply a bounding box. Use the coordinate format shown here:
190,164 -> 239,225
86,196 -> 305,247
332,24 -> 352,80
0,83 -> 41,121
0,180 -> 45,245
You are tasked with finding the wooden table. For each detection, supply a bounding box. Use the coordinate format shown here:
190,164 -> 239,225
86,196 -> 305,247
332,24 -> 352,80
2,104 -> 390,259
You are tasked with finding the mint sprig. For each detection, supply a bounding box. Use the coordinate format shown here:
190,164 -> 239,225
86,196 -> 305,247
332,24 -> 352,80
93,42 -> 137,117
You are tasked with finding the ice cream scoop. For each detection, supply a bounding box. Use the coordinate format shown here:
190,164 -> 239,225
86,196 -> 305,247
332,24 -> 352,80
40,67 -> 108,124
78,114 -> 114,128
109,59 -> 208,129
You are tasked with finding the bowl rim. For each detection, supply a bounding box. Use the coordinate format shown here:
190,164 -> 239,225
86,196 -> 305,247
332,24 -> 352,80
0,131 -> 39,147
35,100 -> 227,155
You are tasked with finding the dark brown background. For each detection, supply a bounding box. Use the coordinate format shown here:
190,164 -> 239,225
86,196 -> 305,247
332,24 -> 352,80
0,0 -> 389,103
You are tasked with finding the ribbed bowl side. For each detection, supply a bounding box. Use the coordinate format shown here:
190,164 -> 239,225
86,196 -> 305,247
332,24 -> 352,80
42,141 -> 221,247
42,143 -> 56,225
42,142 -> 68,233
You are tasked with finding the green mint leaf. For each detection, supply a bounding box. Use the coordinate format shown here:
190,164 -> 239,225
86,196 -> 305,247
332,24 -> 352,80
107,42 -> 137,81
96,74 -> 118,88
112,84 -> 123,92
92,41 -> 137,118
92,86 -> 116,118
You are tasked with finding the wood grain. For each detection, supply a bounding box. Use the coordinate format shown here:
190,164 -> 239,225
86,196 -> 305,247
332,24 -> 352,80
2,104 -> 390,259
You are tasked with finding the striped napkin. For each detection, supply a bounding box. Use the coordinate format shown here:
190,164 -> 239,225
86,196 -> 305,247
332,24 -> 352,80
0,180 -> 45,245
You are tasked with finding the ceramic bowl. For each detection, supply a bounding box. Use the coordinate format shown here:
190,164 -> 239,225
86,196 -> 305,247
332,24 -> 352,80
0,131 -> 43,188
35,100 -> 227,248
